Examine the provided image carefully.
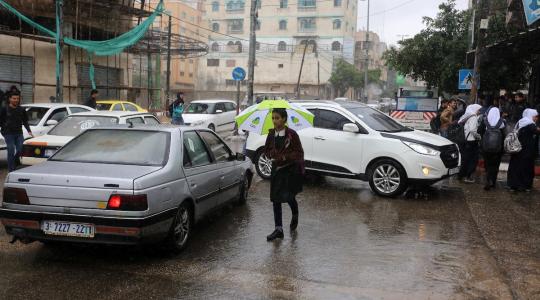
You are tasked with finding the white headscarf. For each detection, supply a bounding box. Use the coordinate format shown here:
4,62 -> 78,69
487,107 -> 504,128
517,108 -> 539,130
458,104 -> 482,123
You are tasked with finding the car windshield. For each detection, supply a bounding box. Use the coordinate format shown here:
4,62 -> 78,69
25,107 -> 49,126
345,106 -> 412,132
96,103 -> 112,110
48,116 -> 119,136
51,130 -> 169,166
184,103 -> 214,114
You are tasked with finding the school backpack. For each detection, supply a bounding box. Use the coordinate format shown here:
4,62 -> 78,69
481,118 -> 504,153
504,127 -> 522,154
430,113 -> 441,132
447,123 -> 466,144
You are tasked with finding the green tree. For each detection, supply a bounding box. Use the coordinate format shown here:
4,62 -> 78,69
383,0 -> 471,95
329,59 -> 381,97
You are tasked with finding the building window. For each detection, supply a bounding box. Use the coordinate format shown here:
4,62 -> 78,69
255,20 -> 261,31
279,20 -> 287,30
226,0 -> 245,11
331,41 -> 341,51
180,71 -> 185,76
298,18 -> 316,32
299,39 -> 317,53
212,23 -> 220,32
280,0 -> 288,8
333,19 -> 341,30
207,59 -> 220,67
278,64 -> 284,68
189,73 -> 194,78
298,0 -> 315,8
226,59 -> 236,67
235,41 -> 243,52
211,42 -> 219,52
256,42 -> 261,50
278,41 -> 287,51
228,19 -> 244,33
334,0 -> 341,6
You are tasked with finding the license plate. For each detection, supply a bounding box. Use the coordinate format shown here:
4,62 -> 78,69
44,149 -> 56,157
449,167 -> 460,176
41,221 -> 95,238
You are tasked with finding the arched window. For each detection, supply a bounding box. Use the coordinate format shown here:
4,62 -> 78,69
331,41 -> 341,51
212,23 -> 220,32
333,19 -> 341,30
300,39 -> 316,53
211,42 -> 219,52
279,20 -> 287,30
278,41 -> 287,51
235,41 -> 243,52
227,41 -> 235,51
212,1 -> 220,11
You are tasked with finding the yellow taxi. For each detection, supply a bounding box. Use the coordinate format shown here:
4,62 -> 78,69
96,100 -> 148,113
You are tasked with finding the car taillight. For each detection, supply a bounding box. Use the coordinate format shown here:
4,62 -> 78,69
21,145 -> 36,157
107,194 -> 148,211
3,187 -> 30,205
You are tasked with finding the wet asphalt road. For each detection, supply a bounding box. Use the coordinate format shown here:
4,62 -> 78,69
0,150 -> 539,299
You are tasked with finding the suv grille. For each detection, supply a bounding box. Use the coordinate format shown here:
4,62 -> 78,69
440,144 -> 459,168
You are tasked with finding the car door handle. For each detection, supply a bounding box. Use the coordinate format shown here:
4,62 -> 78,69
314,136 -> 326,141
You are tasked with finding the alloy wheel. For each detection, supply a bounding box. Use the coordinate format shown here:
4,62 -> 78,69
373,164 -> 401,194
173,206 -> 190,247
257,154 -> 272,178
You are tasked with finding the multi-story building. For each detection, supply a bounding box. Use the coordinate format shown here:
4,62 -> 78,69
354,31 -> 391,99
196,0 -> 357,99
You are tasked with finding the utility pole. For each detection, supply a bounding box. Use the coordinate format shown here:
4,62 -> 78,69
296,41 -> 309,100
317,60 -> 320,97
55,0 -> 64,103
247,0 -> 258,106
363,0 -> 370,103
165,14 -> 172,108
471,0 -> 488,104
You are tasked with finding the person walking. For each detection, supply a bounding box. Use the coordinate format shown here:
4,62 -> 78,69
265,108 -> 304,241
507,109 -> 540,192
169,92 -> 185,125
84,89 -> 99,109
457,104 -> 482,183
439,99 -> 455,138
0,91 -> 33,172
480,107 -> 505,191
504,92 -> 528,133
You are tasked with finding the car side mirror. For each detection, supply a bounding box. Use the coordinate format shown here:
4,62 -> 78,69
235,152 -> 246,161
216,110 -> 224,114
343,123 -> 360,133
46,120 -> 58,126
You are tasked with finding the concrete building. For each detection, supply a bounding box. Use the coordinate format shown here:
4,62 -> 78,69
196,0 -> 358,100
0,0 -> 150,104
354,31 -> 390,99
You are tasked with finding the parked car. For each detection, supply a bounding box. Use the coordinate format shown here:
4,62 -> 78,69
0,104 -> 94,150
96,100 -> 147,113
20,111 -> 161,166
182,100 -> 237,132
245,100 -> 460,197
0,126 -> 253,251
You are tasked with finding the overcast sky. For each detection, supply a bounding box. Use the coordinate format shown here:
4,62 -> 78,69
356,0 -> 470,46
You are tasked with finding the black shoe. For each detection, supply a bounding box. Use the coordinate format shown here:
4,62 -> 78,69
290,214 -> 298,231
266,229 -> 284,241
484,185 -> 491,191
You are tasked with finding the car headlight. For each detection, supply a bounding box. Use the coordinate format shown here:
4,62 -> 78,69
192,120 -> 205,126
402,141 -> 440,156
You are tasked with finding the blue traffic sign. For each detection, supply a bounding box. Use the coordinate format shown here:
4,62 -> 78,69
458,69 -> 479,90
232,67 -> 246,81
522,0 -> 540,26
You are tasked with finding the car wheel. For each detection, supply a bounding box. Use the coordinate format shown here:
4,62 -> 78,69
208,124 -> 215,132
165,202 -> 192,253
238,175 -> 250,205
255,150 -> 272,180
368,159 -> 407,197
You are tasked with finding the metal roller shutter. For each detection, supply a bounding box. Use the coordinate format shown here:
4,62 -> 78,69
77,64 -> 122,103
0,54 -> 34,103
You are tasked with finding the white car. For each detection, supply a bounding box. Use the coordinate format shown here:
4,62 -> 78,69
182,100 -> 237,133
245,100 -> 460,197
0,103 -> 94,150
21,111 -> 161,165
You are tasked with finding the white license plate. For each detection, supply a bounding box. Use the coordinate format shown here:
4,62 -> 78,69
41,221 -> 95,238
449,167 -> 460,176
44,149 -> 56,157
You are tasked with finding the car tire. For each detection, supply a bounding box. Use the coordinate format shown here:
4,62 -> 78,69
208,124 -> 215,132
237,174 -> 251,205
164,202 -> 193,253
255,149 -> 272,180
368,159 -> 407,197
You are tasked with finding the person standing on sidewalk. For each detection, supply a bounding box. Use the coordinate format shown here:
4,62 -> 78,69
0,91 -> 33,172
507,109 -> 540,192
457,104 -> 482,183
480,107 -> 505,191
84,89 -> 99,109
169,92 -> 185,125
264,108 -> 304,241
439,99 -> 455,138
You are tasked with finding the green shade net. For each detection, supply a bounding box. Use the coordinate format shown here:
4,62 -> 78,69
0,0 -> 164,90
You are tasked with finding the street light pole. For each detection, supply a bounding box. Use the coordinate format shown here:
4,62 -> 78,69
247,0 -> 258,106
55,0 -> 64,103
165,13 -> 172,109
363,0 -> 370,103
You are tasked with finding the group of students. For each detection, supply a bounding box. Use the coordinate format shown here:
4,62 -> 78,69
439,94 -> 540,192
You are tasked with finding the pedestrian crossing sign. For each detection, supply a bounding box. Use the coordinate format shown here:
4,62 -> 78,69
458,69 -> 478,90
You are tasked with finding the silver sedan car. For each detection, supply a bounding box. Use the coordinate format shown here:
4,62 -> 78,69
0,126 -> 253,252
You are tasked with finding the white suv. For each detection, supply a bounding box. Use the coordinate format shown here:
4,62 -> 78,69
245,100 -> 460,197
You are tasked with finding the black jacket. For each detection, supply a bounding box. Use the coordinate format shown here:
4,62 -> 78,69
0,106 -> 31,135
85,97 -> 97,109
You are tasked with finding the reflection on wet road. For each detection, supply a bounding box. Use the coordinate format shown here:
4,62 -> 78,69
1,171 -> 524,299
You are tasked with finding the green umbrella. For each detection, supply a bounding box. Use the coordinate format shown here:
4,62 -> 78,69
235,100 -> 314,135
